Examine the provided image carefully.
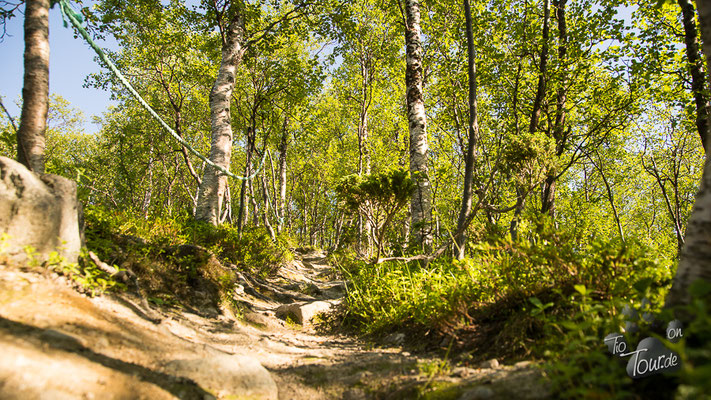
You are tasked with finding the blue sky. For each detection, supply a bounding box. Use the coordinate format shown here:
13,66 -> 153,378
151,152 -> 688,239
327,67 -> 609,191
0,1 -> 117,134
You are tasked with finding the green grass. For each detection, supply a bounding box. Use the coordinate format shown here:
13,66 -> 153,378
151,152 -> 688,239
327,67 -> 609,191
337,221 -> 676,398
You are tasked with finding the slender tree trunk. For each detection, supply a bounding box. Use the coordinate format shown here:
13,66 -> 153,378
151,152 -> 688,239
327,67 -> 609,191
277,116 -> 289,233
358,60 -> 372,176
357,61 -> 373,255
220,184 -> 232,224
529,0 -> 550,135
158,72 -> 202,187
175,111 -> 202,186
509,187 -> 526,241
588,151 -> 625,242
405,0 -> 432,251
645,155 -> 685,253
142,155 -> 154,219
17,0 -> 50,174
598,159 -> 625,242
195,12 -> 245,225
541,0 -> 567,216
333,211 -> 344,251
679,0 -> 710,151
261,173 -> 276,240
237,128 -> 255,234
301,188 -> 308,244
455,0 -> 481,260
249,178 -> 259,226
511,0 -> 550,239
666,0 -> 711,313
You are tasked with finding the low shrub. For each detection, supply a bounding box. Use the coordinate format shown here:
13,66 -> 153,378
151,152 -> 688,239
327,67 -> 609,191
82,205 -> 293,312
339,219 -> 674,374
182,221 -> 293,277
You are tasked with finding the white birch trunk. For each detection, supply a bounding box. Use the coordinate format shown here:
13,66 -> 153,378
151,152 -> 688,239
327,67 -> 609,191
666,0 -> 711,312
17,0 -> 50,174
277,122 -> 288,233
194,15 -> 245,225
405,0 -> 432,250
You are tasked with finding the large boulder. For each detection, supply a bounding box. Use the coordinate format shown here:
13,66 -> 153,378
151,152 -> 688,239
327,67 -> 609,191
0,156 -> 82,264
163,354 -> 278,399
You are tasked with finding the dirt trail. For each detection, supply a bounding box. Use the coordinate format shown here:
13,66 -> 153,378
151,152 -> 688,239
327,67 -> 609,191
0,250 -> 549,399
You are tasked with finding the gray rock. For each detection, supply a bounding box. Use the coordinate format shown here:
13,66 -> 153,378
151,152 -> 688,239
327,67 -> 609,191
343,388 -> 367,400
489,367 -> 551,400
479,359 -> 499,369
384,332 -> 406,346
452,366 -> 476,378
275,300 -> 336,325
244,311 -> 282,330
459,386 -> 494,400
163,354 -> 277,399
0,157 -> 82,264
322,284 -> 345,299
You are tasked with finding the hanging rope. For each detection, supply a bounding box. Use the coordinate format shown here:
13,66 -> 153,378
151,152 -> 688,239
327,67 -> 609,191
56,0 -> 267,180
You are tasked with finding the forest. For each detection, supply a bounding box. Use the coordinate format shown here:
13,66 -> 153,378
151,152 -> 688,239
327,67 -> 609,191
2,0 -> 711,398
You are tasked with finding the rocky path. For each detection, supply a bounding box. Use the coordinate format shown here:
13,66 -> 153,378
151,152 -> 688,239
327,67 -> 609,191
0,250 -> 550,399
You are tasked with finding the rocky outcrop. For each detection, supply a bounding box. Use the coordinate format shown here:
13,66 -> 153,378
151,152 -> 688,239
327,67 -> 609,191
0,156 -> 82,264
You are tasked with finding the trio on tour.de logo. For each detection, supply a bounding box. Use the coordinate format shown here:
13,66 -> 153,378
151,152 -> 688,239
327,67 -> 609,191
603,301 -> 683,379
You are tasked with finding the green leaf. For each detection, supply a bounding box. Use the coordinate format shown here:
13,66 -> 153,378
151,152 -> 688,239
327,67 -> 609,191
574,284 -> 587,296
560,321 -> 579,331
529,296 -> 544,308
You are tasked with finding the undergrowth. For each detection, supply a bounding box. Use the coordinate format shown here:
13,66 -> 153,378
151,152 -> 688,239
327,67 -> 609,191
84,205 -> 293,276
338,219 -> 677,398
0,240 -> 126,297
82,205 -> 294,312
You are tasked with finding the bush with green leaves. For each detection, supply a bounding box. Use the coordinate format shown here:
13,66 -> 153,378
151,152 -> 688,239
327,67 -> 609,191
182,221 -> 293,277
336,168 -> 415,261
339,218 -> 673,363
82,204 -> 293,315
85,205 -> 294,276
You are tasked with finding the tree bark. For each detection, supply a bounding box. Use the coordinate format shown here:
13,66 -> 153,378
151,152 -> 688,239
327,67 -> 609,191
541,0 -> 567,216
679,0 -> 710,151
642,149 -> 686,254
405,0 -> 432,251
358,58 -> 372,176
455,0 -> 480,260
511,0 -> 550,239
261,173 -> 276,240
237,127 -> 255,234
17,0 -> 50,174
194,11 -> 245,225
666,0 -> 711,313
529,0 -> 551,135
277,116 -> 289,233
592,152 -> 625,242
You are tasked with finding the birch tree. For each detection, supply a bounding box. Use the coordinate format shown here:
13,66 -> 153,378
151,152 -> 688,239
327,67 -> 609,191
17,0 -> 50,173
678,0 -> 710,151
194,3 -> 246,224
404,0 -> 432,250
666,0 -> 711,313
194,0 -> 313,225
